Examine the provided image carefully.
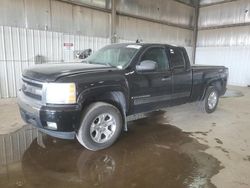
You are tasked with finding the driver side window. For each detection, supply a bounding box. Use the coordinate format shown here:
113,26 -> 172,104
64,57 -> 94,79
141,47 -> 169,71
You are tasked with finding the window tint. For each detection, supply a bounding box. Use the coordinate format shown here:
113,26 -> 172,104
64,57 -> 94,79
140,47 -> 169,71
169,48 -> 185,69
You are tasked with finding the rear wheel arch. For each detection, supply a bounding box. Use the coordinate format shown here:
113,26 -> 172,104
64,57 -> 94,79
210,80 -> 222,92
201,79 -> 223,100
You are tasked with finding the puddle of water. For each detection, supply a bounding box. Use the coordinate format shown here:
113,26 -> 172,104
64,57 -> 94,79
222,90 -> 244,98
0,112 -> 221,188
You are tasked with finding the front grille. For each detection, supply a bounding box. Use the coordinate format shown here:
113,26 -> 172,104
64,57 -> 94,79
22,78 -> 43,101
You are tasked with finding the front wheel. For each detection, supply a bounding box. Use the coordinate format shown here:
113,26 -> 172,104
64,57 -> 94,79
76,102 -> 123,151
200,86 -> 219,113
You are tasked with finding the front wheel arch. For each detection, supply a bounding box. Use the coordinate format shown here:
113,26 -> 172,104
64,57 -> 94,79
76,90 -> 129,131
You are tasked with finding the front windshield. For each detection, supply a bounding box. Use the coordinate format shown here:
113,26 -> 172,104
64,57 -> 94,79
86,44 -> 141,69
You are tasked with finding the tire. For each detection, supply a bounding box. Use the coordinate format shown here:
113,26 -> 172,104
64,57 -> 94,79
200,86 -> 219,113
76,102 -> 123,151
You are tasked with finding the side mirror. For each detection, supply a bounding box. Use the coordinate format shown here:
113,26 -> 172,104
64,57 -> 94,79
136,60 -> 157,72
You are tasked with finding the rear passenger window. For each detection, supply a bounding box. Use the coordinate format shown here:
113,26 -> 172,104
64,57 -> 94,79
169,48 -> 185,69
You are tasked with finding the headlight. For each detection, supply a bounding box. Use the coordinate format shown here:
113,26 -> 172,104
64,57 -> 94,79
45,83 -> 76,104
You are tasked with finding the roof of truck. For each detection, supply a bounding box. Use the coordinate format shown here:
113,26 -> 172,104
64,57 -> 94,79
106,43 -> 182,49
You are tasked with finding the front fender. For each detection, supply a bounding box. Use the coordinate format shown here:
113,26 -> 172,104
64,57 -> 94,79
77,85 -> 129,113
76,86 -> 129,131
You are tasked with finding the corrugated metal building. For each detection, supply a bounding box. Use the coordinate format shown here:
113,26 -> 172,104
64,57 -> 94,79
197,0 -> 250,86
1,0 -> 250,98
0,0 -> 197,99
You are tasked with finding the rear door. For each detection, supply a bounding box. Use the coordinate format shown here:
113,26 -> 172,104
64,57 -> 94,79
168,47 -> 192,104
129,46 -> 172,113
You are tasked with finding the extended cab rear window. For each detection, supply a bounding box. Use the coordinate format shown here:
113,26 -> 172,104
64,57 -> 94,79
169,47 -> 186,69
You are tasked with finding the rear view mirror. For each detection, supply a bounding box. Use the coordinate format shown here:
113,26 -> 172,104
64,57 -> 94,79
136,60 -> 157,72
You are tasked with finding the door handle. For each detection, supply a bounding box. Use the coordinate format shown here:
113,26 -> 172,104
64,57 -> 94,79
161,76 -> 171,81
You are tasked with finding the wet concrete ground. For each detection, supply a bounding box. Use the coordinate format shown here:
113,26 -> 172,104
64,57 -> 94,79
0,112 -> 221,188
1,86 -> 250,188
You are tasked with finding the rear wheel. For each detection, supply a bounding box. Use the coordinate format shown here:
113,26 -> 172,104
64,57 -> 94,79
200,86 -> 219,113
76,102 -> 123,151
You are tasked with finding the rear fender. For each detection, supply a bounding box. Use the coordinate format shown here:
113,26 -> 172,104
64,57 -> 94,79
201,78 -> 223,100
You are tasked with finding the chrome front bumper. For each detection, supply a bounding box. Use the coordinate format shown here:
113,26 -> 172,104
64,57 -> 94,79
17,89 -> 43,128
17,90 -> 75,139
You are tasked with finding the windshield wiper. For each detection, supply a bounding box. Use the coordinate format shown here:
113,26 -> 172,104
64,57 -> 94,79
88,61 -> 113,67
105,62 -> 113,67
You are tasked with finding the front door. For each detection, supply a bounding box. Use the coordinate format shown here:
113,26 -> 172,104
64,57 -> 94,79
129,46 -> 172,113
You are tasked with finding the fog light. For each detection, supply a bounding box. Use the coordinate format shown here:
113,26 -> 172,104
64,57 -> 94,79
47,122 -> 57,130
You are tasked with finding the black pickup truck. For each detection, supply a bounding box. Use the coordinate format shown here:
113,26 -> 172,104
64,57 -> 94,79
18,43 -> 228,151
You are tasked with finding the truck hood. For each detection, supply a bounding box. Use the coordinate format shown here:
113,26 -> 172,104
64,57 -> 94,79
23,63 -> 116,82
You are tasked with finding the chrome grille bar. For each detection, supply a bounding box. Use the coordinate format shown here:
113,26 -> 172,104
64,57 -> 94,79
21,77 -> 44,102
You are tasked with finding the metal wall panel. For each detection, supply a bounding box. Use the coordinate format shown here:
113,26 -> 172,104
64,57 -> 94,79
197,25 -> 250,46
51,1 -> 74,33
185,46 -> 194,64
69,0 -> 111,9
73,6 -> 110,37
73,6 -> 93,36
199,0 -> 250,28
196,46 -> 250,86
0,0 -> 26,28
117,15 -> 193,47
117,0 -> 195,27
0,0 -> 111,38
25,0 -> 51,30
200,0 -> 232,6
92,9 -> 110,37
0,26 -> 110,98
197,0 -> 250,86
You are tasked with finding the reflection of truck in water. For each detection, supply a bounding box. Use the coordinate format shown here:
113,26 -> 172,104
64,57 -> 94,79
18,43 -> 228,151
22,120 -> 216,188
